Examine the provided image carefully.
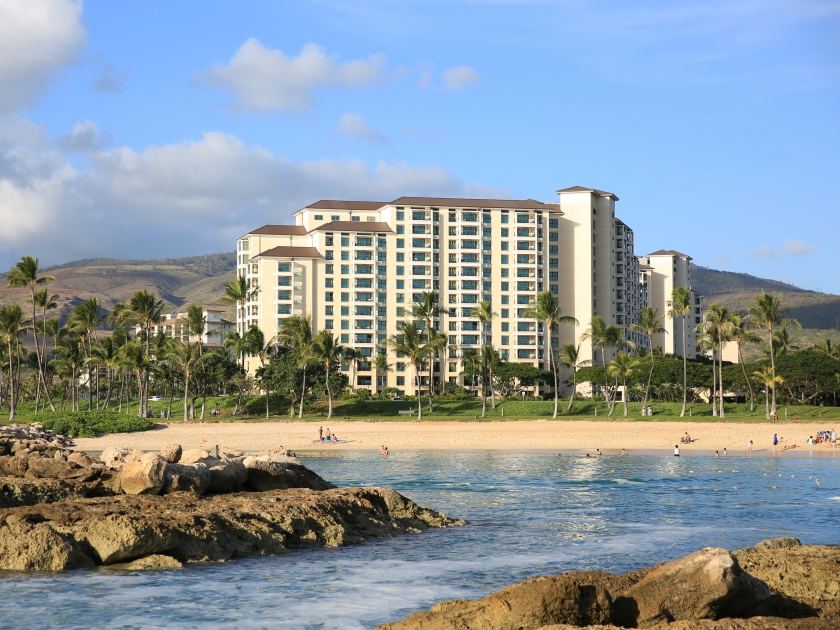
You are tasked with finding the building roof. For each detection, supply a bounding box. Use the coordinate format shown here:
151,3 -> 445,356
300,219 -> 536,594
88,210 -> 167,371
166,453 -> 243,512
251,246 -> 323,260
390,196 -> 554,210
639,264 -> 654,271
556,186 -> 619,201
647,249 -> 692,260
246,225 -> 308,236
311,221 -> 393,233
293,200 -> 386,215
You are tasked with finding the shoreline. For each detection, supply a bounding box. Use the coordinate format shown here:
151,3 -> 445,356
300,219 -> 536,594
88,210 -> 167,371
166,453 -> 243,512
74,419 -> 840,459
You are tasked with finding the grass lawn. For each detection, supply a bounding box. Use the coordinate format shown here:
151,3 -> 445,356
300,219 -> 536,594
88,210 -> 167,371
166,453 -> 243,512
7,396 -> 838,426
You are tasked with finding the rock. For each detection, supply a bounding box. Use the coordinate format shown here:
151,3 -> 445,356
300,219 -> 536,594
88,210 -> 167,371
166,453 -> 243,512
616,547 -> 770,627
380,574 -> 614,630
126,449 -> 146,463
735,539 -> 840,619
25,456 -> 80,480
67,452 -> 93,467
538,619 -> 840,629
0,455 -> 29,477
79,513 -> 179,564
0,477 -> 108,508
180,449 -> 212,464
159,444 -> 182,463
206,459 -> 248,494
101,446 -> 131,469
0,520 -> 94,570
244,459 -> 335,492
118,452 -> 167,495
163,463 -> 211,495
104,554 -> 183,570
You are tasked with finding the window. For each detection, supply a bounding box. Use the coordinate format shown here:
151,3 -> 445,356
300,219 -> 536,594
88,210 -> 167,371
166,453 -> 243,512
341,237 -> 350,247
550,285 -> 558,294
462,294 -> 478,304
315,214 -> 323,220
501,282 -> 509,291
278,276 -> 291,286
341,265 -> 350,274
396,239 -> 405,248
341,279 -> 350,288
500,255 -> 509,265
483,241 -> 491,251
483,281 -> 491,291
341,251 -> 349,261
412,279 -> 426,289
278,262 -> 290,272
483,227 -> 491,237
462,212 -> 477,222
378,237 -> 387,248
517,295 -> 530,304
356,278 -> 372,288
517,282 -> 530,291
341,306 -> 350,316
462,281 -> 477,290
501,241 -> 509,251
501,295 -> 509,305
396,376 -> 405,386
501,215 -> 509,224
325,320 -> 333,329
500,228 -> 509,238
549,258 -> 558,268
356,264 -> 373,274
483,268 -> 491,277
397,306 -> 405,316
396,293 -> 405,303
462,226 -> 477,236
549,271 -> 558,281
341,334 -> 349,343
325,292 -> 334,302
351,216 -> 360,222
377,320 -> 386,330
397,362 -> 406,372
325,251 -> 334,261
341,292 -> 349,302
549,232 -> 558,242
376,252 -> 387,264
482,213 -> 491,223
277,305 -> 291,315
549,245 -> 558,255
412,239 -> 426,248
325,278 -> 333,288
397,266 -> 405,275
396,211 -> 404,221
325,237 -> 334,246
396,280 -> 404,289
331,215 -> 340,221
501,336 -> 509,346
325,264 -> 334,274
396,225 -> 405,234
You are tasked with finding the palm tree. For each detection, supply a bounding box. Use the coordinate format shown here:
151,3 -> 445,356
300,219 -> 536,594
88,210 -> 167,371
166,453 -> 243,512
218,275 -> 258,335
166,340 -> 200,421
6,255 -> 56,413
343,347 -> 360,393
667,286 -> 692,417
311,329 -> 344,420
278,314 -> 314,418
607,353 -> 640,417
771,327 -> 800,357
385,320 -> 427,419
629,306 -> 667,413
32,288 -> 59,413
224,331 -> 249,368
557,341 -> 591,412
753,366 -> 784,420
696,328 -> 718,415
0,304 -> 30,420
728,313 -> 761,411
749,293 -> 800,416
70,298 -> 104,410
699,303 -> 731,418
523,291 -> 578,419
374,351 -> 392,395
186,305 -> 207,353
814,338 -> 840,360
246,324 -> 275,418
470,300 -> 498,417
412,291 -> 444,412
581,316 -> 628,416
90,336 -> 119,410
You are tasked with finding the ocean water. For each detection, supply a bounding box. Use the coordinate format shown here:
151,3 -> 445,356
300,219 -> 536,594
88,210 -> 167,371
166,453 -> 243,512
2,451 -> 839,629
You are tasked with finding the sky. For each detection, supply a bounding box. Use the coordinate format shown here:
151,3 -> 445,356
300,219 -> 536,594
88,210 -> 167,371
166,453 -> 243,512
0,0 -> 838,291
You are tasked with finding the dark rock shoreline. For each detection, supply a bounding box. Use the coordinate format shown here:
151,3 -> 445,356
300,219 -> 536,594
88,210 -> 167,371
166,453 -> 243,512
379,538 -> 840,629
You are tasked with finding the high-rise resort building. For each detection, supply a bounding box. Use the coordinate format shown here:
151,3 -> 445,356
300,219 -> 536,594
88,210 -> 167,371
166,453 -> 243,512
236,186 -> 703,395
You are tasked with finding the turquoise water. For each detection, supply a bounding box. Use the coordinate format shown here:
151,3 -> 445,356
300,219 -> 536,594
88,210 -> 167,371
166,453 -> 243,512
2,452 -> 839,629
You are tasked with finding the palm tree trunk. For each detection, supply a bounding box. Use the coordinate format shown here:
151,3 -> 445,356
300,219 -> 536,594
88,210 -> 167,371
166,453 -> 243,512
95,369 -> 100,410
718,339 -> 725,418
608,374 -> 618,416
711,357 -> 717,416
567,368 -> 576,412
415,363 -> 422,420
298,367 -> 307,418
428,322 -> 434,413
490,364 -> 496,409
643,350 -> 655,412
60,383 -> 68,412
680,315 -> 687,417
29,288 -> 55,414
325,364 -> 333,420
104,371 -> 113,411
184,374 -> 190,421
769,327 -> 777,415
600,345 -> 610,410
7,341 -> 15,421
118,377 -> 124,413
765,386 -> 770,420
738,343 -> 755,411
265,381 -> 270,419
481,359 -> 487,418
550,341 -> 558,419
623,376 -> 628,416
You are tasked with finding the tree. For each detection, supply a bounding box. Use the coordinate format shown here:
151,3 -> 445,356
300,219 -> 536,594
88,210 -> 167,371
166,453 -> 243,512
311,329 -> 344,420
523,291 -> 578,419
0,304 -> 30,420
753,366 -> 784,420
581,316 -> 629,416
166,340 -> 200,421
699,303 -> 731,418
69,298 -> 104,411
6,255 -> 56,413
385,320 -> 427,419
557,341 -> 591,412
278,314 -> 314,418
728,312 -> 761,411
749,293 -> 800,416
52,334 -> 84,412
469,300 -> 498,417
696,328 -> 719,415
771,327 -> 800,357
32,288 -> 59,413
217,275 -> 258,337
343,347 -> 360,393
629,306 -> 667,412
814,338 -> 840,360
374,351 -> 392,395
90,336 -> 119,410
412,291 -> 444,412
607,353 -> 640,417
224,331 -> 249,371
246,324 -> 275,418
667,286 -> 692,417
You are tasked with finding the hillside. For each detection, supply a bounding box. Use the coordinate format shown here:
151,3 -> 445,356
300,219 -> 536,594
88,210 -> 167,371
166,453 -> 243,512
0,253 -> 237,324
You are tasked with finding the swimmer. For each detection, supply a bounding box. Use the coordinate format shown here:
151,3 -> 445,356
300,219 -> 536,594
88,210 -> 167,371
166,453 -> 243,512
585,453 -> 591,458
596,449 -> 602,456
715,450 -> 720,457
674,444 -> 680,456
723,447 -> 727,456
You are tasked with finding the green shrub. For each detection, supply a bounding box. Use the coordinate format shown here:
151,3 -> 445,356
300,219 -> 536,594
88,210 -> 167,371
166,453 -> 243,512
39,411 -> 155,438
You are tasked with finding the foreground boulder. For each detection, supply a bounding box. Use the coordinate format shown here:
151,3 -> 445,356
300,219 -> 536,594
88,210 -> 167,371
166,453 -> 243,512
243,456 -> 335,492
162,463 -> 211,495
118,453 -> 167,495
0,486 -> 463,570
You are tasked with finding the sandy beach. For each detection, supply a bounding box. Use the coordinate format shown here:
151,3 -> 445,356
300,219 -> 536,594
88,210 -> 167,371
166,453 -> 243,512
74,419 -> 840,456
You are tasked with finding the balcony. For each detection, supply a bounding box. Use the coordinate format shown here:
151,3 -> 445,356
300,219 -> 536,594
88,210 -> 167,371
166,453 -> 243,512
355,321 -> 373,330
516,242 -> 535,251
354,251 -> 373,261
462,268 -> 478,277
354,292 -> 374,302
355,334 -> 373,344
355,265 -> 373,275
355,238 -> 373,247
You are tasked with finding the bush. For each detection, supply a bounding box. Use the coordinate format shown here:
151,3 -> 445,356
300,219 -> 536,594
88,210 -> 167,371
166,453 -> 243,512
39,411 -> 156,438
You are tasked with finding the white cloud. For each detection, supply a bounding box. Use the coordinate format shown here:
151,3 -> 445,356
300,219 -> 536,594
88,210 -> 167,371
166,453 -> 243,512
335,113 -> 389,143
747,239 -> 818,259
0,0 -> 86,114
440,65 -> 481,91
93,64 -> 128,93
417,71 -> 432,89
0,122 -> 484,265
57,120 -> 111,153
198,39 -> 388,114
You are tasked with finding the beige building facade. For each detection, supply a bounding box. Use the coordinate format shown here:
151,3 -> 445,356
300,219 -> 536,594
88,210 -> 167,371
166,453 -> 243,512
236,187 -> 698,393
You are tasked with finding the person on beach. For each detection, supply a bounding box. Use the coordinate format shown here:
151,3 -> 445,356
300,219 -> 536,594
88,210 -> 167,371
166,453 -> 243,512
683,432 -> 691,444
773,434 -> 779,453
319,426 -> 323,441
325,428 -> 332,441
674,445 -> 680,456
747,440 -> 753,454
723,447 -> 727,456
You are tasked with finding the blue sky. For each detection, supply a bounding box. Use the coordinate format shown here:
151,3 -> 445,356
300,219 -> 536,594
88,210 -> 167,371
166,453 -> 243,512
1,0 -> 838,292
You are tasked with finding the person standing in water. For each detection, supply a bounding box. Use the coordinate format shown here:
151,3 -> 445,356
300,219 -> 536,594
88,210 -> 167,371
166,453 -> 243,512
674,445 -> 680,456
747,440 -> 753,454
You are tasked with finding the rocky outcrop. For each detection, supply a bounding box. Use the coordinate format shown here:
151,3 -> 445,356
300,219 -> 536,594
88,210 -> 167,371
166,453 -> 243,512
159,444 -> 182,463
118,452 -> 167,495
163,463 -> 211,495
243,456 -> 335,492
380,540 -> 840,630
0,486 -> 463,571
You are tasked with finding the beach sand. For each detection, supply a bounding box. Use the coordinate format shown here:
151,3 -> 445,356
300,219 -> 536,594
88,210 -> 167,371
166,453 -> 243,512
74,419 -> 840,456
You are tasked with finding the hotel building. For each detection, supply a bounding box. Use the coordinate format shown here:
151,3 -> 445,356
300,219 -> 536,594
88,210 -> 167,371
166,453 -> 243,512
236,186 -> 700,394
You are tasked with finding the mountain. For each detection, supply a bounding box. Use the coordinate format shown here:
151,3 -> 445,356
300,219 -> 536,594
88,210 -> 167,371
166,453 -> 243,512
0,253 -> 237,324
